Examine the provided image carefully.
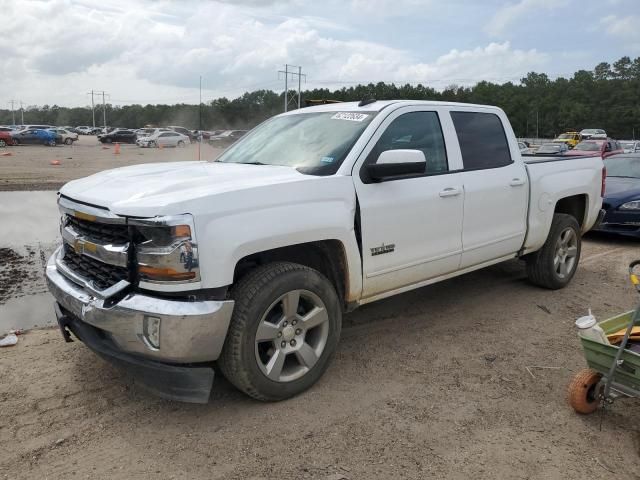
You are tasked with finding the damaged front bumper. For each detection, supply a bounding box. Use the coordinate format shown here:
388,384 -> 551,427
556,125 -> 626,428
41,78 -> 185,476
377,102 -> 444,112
46,248 -> 235,403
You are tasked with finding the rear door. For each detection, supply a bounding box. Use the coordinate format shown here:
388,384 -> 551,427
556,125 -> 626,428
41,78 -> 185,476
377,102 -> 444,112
354,107 -> 465,298
449,110 -> 528,268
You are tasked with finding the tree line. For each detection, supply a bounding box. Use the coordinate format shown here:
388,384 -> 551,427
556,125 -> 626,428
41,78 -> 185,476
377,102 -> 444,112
1,56 -> 639,139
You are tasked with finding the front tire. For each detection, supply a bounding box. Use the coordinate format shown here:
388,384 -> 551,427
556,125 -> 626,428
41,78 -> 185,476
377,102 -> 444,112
219,262 -> 342,401
64,138 -> 73,145
0,139 -> 6,147
177,140 -> 185,148
526,213 -> 581,289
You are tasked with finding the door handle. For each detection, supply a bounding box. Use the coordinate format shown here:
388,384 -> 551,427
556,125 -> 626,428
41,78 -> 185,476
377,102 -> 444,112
439,187 -> 462,198
509,178 -> 525,187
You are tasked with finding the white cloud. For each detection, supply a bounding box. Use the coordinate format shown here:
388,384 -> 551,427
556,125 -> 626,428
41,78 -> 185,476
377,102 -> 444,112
601,14 -> 640,39
486,0 -> 569,36
1,0 -> 549,106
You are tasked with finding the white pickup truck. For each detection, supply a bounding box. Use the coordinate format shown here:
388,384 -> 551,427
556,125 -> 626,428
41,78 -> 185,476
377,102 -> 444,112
47,100 -> 606,403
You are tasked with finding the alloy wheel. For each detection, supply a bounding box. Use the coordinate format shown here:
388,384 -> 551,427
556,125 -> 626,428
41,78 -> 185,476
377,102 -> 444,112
254,289 -> 330,383
554,227 -> 578,279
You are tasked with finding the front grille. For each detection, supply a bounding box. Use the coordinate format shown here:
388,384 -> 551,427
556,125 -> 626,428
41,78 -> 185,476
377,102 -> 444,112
61,246 -> 129,291
66,215 -> 129,245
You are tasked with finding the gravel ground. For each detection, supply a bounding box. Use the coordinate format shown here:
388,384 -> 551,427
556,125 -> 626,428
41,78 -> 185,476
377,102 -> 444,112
0,136 -> 224,191
1,234 -> 639,479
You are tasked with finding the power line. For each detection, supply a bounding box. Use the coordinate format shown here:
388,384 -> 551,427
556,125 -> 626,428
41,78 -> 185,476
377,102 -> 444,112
8,100 -> 16,125
278,64 -> 306,112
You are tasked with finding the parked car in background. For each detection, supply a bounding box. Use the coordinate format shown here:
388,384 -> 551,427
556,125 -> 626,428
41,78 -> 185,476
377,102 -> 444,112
580,128 -> 607,140
553,132 -> 582,148
20,124 -> 54,131
208,129 -> 247,147
167,126 -> 197,140
11,128 -> 57,146
75,126 -> 94,135
518,141 -> 533,154
0,126 -> 16,133
536,143 -> 569,155
620,141 -> 640,153
98,129 -> 137,144
49,128 -> 79,145
565,139 -> 624,159
593,154 -> 640,238
0,131 -> 15,147
136,130 -> 190,148
197,129 -> 224,140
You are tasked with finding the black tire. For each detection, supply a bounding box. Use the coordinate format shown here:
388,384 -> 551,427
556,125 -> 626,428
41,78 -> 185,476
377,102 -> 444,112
48,140 -> 56,147
177,140 -> 185,148
12,139 -> 19,146
0,139 -> 5,147
105,138 -> 112,144
149,141 -> 156,148
64,138 -> 73,145
218,262 -> 342,401
526,213 -> 581,289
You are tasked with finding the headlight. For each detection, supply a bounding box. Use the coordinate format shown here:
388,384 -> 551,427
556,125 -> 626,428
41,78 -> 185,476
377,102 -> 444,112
130,214 -> 200,285
620,200 -> 640,211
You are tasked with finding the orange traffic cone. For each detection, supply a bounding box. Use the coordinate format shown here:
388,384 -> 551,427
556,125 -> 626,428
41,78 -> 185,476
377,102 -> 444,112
50,160 -> 61,166
114,143 -> 121,155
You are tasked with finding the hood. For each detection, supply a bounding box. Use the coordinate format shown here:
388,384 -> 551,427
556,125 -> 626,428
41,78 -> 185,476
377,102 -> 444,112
604,176 -> 640,203
59,161 -> 326,216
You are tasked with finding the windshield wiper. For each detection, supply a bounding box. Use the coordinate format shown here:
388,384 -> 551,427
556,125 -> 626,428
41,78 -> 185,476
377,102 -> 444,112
607,175 -> 640,179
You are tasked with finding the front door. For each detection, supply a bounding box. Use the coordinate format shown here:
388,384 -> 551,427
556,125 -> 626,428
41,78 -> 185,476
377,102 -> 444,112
353,108 -> 465,299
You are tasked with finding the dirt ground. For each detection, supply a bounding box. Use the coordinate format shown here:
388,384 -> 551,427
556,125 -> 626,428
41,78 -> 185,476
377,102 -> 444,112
1,234 -> 639,479
0,136 -> 224,191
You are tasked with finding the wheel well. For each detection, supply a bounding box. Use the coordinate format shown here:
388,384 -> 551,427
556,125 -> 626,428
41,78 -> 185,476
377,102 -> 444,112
233,240 -> 348,308
554,195 -> 586,227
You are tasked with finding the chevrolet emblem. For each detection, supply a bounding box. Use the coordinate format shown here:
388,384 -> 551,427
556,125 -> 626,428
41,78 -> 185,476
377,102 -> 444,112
73,239 -> 97,254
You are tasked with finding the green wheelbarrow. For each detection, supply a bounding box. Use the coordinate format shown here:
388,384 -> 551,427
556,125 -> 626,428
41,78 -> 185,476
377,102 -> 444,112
567,260 -> 640,414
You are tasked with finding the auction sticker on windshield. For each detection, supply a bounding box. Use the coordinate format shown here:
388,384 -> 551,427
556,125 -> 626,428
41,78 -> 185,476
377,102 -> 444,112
331,112 -> 369,122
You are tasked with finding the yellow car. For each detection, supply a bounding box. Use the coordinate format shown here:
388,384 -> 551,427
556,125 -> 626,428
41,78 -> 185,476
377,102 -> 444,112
553,132 -> 582,148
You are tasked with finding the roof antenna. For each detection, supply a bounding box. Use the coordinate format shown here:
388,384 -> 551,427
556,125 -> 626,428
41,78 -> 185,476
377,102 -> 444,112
358,98 -> 376,107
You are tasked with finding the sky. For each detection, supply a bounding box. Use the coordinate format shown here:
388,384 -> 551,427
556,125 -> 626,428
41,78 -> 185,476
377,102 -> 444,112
1,0 -> 639,108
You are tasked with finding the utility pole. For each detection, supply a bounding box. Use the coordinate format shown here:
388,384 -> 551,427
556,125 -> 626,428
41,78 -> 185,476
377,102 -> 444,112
8,100 -> 16,125
101,91 -> 107,129
87,91 -> 96,128
19,101 -> 24,125
278,64 -> 306,112
536,110 -> 539,139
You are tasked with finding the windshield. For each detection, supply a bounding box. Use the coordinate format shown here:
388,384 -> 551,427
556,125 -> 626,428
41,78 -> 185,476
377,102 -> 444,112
574,141 -> 601,151
215,111 -> 377,175
604,156 -> 640,178
558,134 -> 573,139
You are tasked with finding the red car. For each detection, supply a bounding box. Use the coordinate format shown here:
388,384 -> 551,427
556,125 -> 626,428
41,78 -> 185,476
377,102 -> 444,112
565,139 -> 624,159
0,131 -> 15,147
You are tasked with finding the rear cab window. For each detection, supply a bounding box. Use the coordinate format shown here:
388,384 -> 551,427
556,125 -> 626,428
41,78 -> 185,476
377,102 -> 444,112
451,111 -> 512,170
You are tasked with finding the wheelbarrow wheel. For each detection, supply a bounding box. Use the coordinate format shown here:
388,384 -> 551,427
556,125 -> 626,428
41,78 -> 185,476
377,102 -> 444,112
567,368 -> 601,414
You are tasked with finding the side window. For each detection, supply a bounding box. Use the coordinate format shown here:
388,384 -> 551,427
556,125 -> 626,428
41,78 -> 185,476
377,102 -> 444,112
366,111 -> 448,175
451,111 -> 512,170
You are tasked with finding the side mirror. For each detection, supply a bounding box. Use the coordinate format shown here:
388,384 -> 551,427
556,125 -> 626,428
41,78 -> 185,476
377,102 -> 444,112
366,149 -> 426,182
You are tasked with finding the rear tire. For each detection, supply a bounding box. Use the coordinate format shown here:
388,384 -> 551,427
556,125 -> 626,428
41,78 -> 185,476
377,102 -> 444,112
64,138 -> 73,145
567,368 -> 601,414
177,140 -> 185,148
218,262 -> 342,401
0,139 -> 5,147
526,213 -> 581,289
